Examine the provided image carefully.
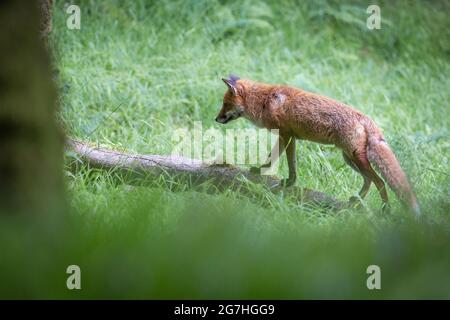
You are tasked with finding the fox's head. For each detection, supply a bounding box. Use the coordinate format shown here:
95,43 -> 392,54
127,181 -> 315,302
215,75 -> 245,124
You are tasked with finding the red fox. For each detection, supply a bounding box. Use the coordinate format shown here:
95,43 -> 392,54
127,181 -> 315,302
215,75 -> 420,215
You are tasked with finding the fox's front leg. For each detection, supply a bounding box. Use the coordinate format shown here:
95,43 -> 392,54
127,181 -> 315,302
280,137 -> 297,187
250,135 -> 286,174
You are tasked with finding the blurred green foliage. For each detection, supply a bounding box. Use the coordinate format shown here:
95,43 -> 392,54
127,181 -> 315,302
0,0 -> 449,298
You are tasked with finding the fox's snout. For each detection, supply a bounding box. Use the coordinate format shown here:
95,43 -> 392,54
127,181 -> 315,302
215,107 -> 225,123
215,106 -> 243,124
216,75 -> 244,125
215,112 -> 230,124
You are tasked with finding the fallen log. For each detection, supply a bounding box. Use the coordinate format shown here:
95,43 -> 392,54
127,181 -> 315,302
66,139 -> 347,211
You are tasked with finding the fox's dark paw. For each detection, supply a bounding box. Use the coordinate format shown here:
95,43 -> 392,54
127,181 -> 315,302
382,202 -> 391,214
249,166 -> 262,175
348,196 -> 362,208
280,178 -> 296,187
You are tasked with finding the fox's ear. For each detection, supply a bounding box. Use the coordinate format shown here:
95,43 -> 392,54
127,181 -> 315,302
222,76 -> 239,95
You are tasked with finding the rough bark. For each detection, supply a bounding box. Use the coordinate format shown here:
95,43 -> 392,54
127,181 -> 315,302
67,139 -> 346,211
39,0 -> 54,37
0,1 -> 64,215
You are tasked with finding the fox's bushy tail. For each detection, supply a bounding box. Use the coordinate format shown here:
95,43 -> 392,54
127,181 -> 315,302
364,121 -> 420,216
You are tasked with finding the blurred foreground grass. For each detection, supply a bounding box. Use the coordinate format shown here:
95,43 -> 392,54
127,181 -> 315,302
1,186 -> 449,299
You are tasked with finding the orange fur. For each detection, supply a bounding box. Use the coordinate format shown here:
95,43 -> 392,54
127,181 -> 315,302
216,77 -> 420,215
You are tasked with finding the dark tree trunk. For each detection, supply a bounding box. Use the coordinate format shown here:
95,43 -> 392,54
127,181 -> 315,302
0,1 -> 65,215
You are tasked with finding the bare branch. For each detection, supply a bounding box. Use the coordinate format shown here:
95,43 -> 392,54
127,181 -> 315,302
67,139 -> 346,211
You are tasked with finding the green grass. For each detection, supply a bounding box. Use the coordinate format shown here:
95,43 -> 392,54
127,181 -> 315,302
1,0 -> 449,298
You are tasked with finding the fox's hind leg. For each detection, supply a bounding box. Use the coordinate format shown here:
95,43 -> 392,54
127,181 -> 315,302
343,152 -> 371,202
346,150 -> 389,211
